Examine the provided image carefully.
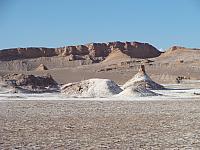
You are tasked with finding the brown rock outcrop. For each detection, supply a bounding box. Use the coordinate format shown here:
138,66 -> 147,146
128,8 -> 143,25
0,41 -> 161,61
0,47 -> 56,61
2,73 -> 59,93
35,64 -> 48,71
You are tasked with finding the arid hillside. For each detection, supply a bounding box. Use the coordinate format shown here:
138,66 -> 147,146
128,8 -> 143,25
0,41 -> 160,71
0,43 -> 200,85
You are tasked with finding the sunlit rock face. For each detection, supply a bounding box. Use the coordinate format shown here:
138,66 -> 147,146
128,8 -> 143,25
0,41 -> 161,61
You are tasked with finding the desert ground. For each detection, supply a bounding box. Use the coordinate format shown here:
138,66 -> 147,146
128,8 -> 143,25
0,81 -> 200,149
1,43 -> 200,149
1,99 -> 200,149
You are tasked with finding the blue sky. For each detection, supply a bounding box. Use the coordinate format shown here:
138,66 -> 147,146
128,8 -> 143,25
0,0 -> 200,50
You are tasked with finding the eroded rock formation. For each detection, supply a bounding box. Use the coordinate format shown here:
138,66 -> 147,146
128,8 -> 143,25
0,41 -> 161,61
123,65 -> 165,90
35,64 -> 48,71
1,73 -> 59,93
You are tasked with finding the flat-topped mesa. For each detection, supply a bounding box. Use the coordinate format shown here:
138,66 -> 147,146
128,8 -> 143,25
0,41 -> 161,61
0,47 -> 56,61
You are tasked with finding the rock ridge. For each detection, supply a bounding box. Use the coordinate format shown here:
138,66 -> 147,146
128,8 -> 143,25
0,41 -> 161,61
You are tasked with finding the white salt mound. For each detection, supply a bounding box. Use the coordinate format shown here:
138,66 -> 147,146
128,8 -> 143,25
123,65 -> 164,90
61,78 -> 122,98
116,86 -> 159,97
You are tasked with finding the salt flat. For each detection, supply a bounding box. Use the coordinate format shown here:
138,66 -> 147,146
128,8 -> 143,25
1,82 -> 200,149
1,99 -> 200,149
0,81 -> 200,101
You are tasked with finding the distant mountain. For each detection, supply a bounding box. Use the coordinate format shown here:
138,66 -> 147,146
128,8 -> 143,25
0,41 -> 161,71
0,41 -> 161,61
158,46 -> 200,62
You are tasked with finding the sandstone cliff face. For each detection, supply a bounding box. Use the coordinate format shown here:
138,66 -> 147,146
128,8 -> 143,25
0,41 -> 161,71
0,47 -> 56,61
0,41 -> 161,61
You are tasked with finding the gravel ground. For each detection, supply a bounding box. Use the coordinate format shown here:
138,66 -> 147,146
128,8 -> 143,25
1,100 -> 200,149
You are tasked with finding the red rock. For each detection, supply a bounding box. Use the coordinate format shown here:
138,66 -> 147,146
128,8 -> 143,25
0,41 -> 161,61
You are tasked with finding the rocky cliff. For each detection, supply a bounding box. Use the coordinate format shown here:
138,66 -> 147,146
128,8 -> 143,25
0,41 -> 161,61
0,41 -> 161,71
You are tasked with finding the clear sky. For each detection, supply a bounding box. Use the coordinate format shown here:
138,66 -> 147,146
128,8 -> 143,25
0,0 -> 200,50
